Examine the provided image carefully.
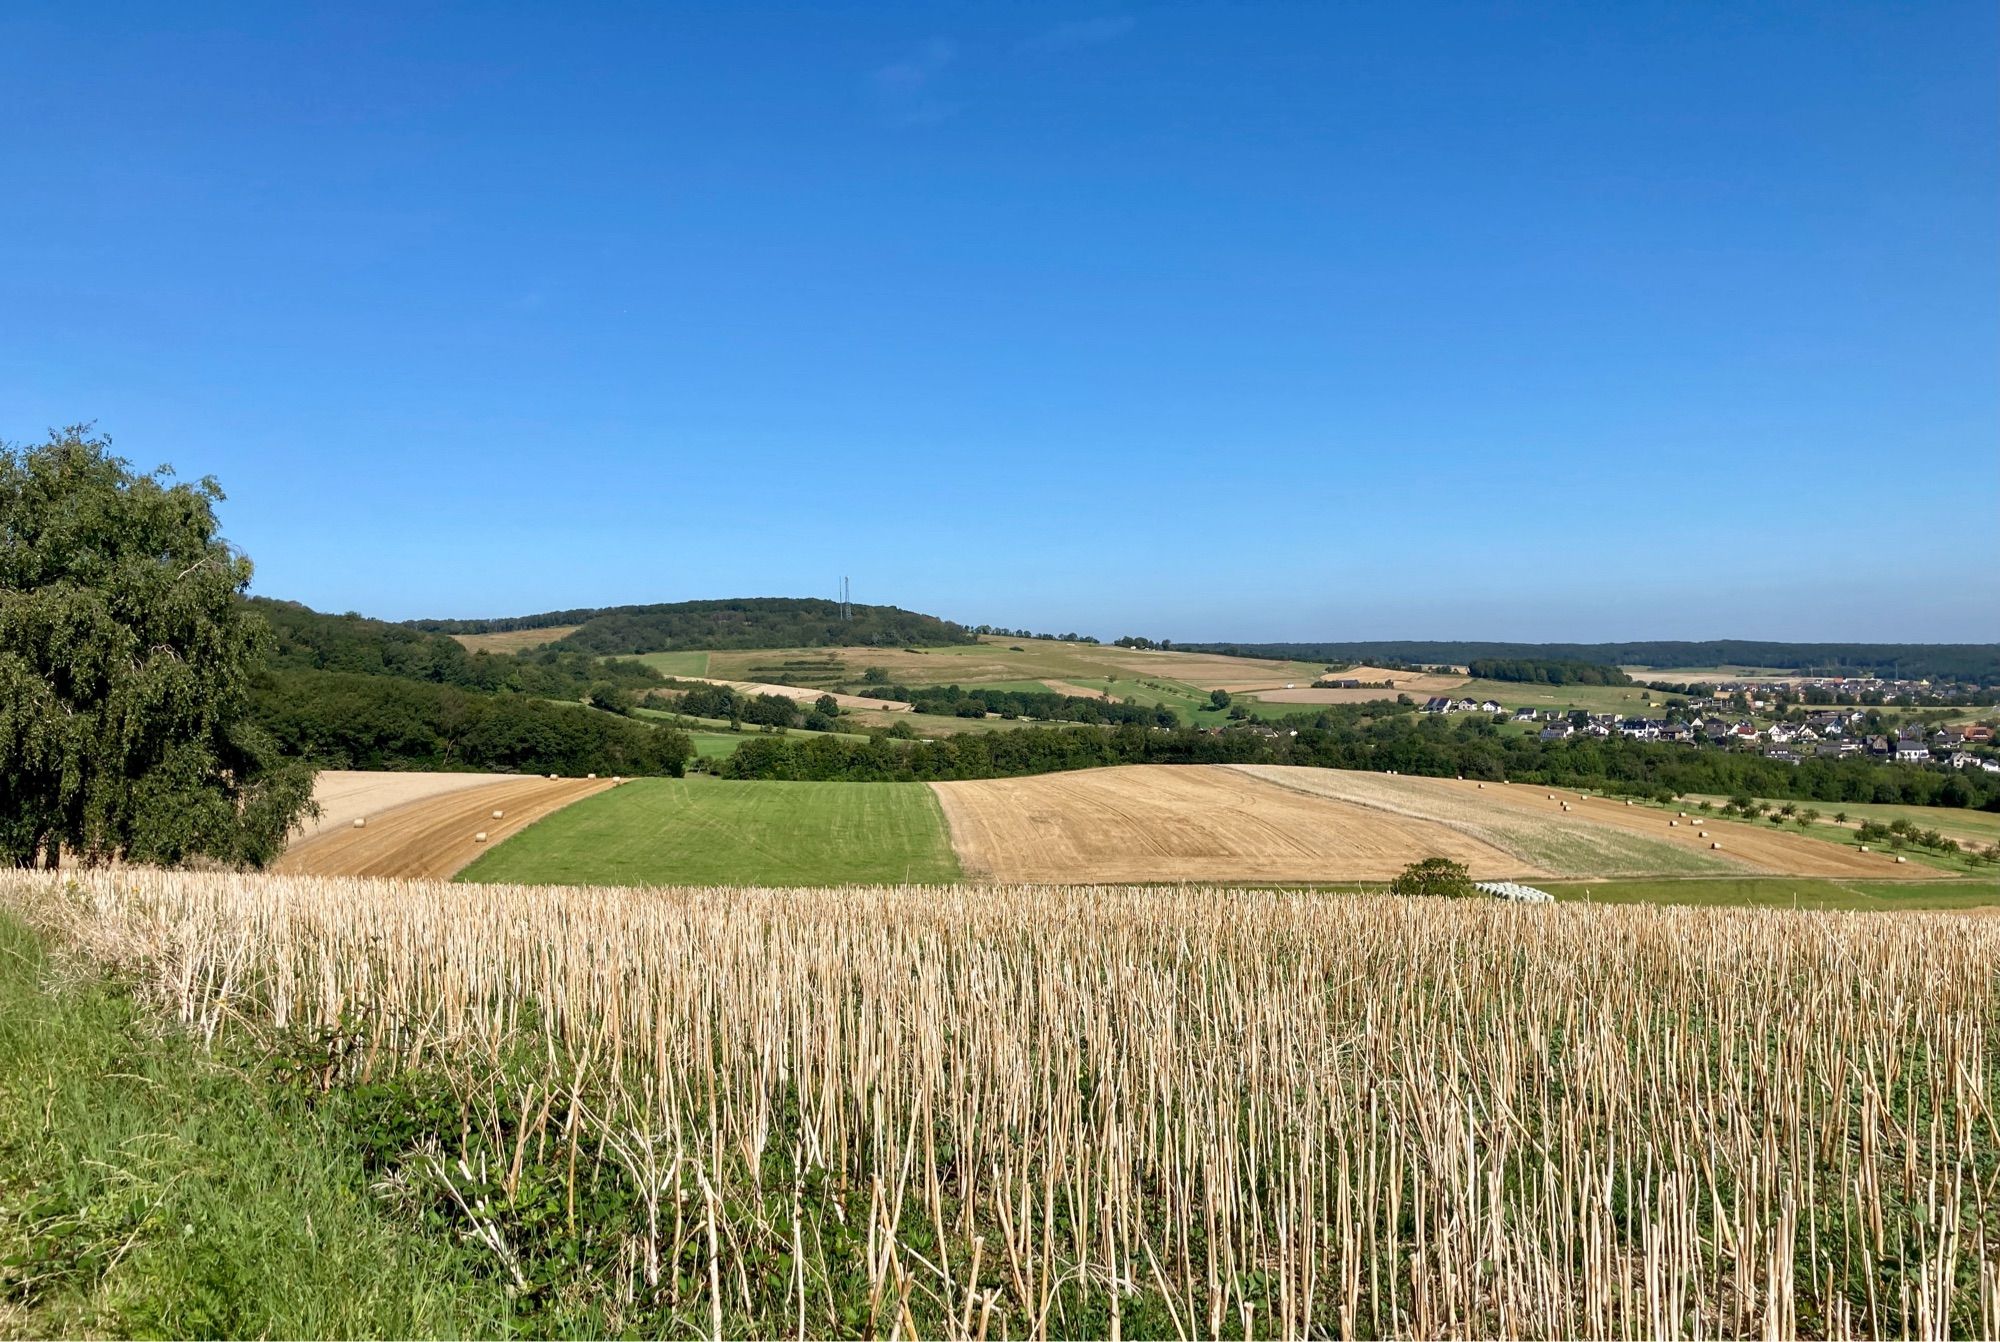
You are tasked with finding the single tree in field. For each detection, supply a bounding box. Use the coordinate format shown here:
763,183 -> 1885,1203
1389,857 -> 1477,899
0,426 -> 316,868
1208,689 -> 1231,711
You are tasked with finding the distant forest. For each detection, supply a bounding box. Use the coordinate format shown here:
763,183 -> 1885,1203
1185,641 -> 2000,684
249,599 -> 690,775
409,597 -> 976,655
1465,659 -> 1632,687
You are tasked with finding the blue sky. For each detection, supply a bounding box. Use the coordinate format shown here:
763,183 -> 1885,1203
4,2 -> 1995,641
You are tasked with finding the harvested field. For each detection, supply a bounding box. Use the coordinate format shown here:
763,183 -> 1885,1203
1040,678 -> 1113,699
285,769 -> 516,844
679,676 -> 911,713
1247,664 -> 1468,702
447,624 -> 580,653
1230,766 -> 1936,880
276,776 -> 614,879
932,764 -> 1527,883
12,870 -> 1997,1338
1231,765 -> 1733,876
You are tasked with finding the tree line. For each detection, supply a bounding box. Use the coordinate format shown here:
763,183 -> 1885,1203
653,681 -> 845,732
1183,640 -> 2000,686
1464,658 -> 1632,687
860,682 -> 1179,728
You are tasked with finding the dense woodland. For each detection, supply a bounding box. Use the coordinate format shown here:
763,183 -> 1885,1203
249,600 -> 689,774
1465,658 -> 1632,686
1187,640 -> 2000,685
253,670 -> 690,776
412,597 -> 975,655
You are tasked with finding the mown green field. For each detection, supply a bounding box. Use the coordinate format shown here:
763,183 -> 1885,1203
632,650 -> 711,677
1544,876 -> 1999,911
458,776 -> 962,886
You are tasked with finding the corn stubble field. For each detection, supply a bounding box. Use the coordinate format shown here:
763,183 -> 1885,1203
6,870 -> 1997,1340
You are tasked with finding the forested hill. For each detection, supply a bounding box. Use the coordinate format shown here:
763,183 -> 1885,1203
1182,640 -> 2000,684
411,597 -> 977,655
245,599 -> 690,776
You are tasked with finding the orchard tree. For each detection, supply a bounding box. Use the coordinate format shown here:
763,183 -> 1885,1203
0,426 -> 316,868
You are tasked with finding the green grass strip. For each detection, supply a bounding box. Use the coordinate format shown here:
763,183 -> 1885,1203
459,775 -> 964,887
0,913 -> 510,1339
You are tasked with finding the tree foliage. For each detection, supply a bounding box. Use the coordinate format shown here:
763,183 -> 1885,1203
0,427 -> 315,867
1389,857 -> 1477,899
252,670 -> 691,776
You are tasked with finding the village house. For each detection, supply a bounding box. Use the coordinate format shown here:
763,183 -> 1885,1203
1538,723 -> 1575,741
1893,740 -> 1932,765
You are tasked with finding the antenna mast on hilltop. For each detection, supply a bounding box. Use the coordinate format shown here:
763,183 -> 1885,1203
840,576 -> 851,621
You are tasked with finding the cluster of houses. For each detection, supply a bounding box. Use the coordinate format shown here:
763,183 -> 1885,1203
1426,699 -> 2000,771
1421,696 -> 1508,714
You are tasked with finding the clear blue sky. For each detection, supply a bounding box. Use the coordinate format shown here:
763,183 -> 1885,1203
4,2 -> 1995,641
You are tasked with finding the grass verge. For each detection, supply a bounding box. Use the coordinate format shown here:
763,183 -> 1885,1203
1543,876 -> 2000,911
0,911 -> 509,1339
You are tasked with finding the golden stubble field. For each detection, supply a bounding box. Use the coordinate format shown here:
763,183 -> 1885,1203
932,764 -> 1531,883
1229,766 -> 1934,880
8,869 -> 1995,1339
933,764 -> 1945,884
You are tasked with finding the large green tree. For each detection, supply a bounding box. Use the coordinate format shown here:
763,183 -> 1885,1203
0,427 -> 316,868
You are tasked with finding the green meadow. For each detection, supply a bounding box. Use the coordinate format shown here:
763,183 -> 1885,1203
458,776 -> 962,886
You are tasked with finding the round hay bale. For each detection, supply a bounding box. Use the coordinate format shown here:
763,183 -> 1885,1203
1669,820 -> 1677,827
474,831 -> 488,843
1860,845 -> 1869,852
352,817 -> 367,828
1710,842 -> 1721,850
587,772 -> 597,779
491,810 -> 504,820
1677,811 -> 1687,817
1895,855 -> 1906,864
